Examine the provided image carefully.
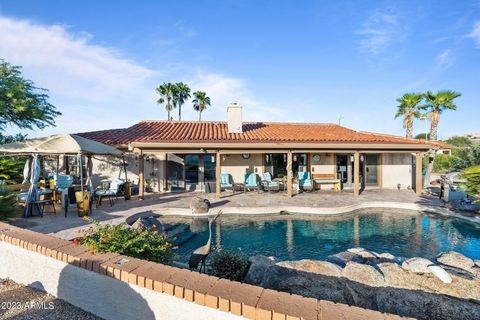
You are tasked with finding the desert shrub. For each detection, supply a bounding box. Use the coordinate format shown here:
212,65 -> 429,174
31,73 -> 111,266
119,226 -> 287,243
80,219 -> 173,264
0,187 -> 18,220
462,166 -> 480,202
209,250 -> 250,282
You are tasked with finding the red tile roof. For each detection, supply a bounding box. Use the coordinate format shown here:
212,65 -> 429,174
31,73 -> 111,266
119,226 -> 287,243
78,121 -> 428,146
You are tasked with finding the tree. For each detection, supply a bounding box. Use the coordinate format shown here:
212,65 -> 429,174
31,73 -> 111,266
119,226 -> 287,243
0,59 -> 60,131
422,90 -> 461,141
174,82 -> 190,121
156,82 -> 177,121
192,91 -> 211,121
414,133 -> 430,140
394,93 -> 423,138
445,136 -> 473,148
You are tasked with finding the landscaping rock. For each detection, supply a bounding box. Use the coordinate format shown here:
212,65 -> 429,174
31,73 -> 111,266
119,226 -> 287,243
189,196 -> 210,214
347,247 -> 379,259
244,255 -> 277,285
342,262 -> 385,286
401,257 -> 433,273
437,251 -> 476,271
326,251 -> 363,267
277,259 -> 342,277
379,252 -> 395,261
427,265 -> 452,284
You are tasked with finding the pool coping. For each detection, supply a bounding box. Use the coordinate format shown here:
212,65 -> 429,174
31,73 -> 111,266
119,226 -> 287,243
151,201 -> 480,224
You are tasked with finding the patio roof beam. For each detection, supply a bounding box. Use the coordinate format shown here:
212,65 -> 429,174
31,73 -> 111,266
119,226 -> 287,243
354,151 -> 360,196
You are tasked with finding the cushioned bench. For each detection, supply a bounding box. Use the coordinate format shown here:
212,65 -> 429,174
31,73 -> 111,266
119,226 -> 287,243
312,174 -> 341,191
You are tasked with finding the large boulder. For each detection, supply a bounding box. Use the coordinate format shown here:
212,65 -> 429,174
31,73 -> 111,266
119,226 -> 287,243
244,255 -> 277,285
401,257 -> 434,273
342,262 -> 385,286
277,259 -> 342,277
189,196 -> 210,214
437,251 -> 476,271
326,251 -> 364,267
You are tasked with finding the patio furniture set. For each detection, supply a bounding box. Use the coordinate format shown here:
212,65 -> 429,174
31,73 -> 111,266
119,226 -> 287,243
219,172 -> 341,194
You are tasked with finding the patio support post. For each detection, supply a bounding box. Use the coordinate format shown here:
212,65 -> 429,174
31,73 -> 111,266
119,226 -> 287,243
162,153 -> 168,192
215,152 -> 221,199
287,151 -> 293,197
353,151 -> 360,196
415,152 -> 423,195
139,152 -> 145,200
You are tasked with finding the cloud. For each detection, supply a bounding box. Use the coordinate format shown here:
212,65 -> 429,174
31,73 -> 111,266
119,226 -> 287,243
357,9 -> 400,54
0,16 -> 154,103
468,21 -> 480,48
0,15 -> 284,136
436,49 -> 454,69
183,71 -> 289,122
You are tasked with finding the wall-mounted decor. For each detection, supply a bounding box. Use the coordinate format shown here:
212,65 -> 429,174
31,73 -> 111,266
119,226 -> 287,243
242,153 -> 250,159
312,154 -> 321,162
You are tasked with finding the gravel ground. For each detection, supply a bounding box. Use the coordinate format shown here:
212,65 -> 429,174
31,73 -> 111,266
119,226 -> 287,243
0,279 -> 102,320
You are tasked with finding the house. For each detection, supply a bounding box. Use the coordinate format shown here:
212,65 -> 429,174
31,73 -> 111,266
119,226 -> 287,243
429,140 -> 458,156
78,104 -> 430,198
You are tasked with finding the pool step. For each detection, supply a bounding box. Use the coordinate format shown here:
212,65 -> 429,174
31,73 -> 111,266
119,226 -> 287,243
170,229 -> 195,246
166,224 -> 190,238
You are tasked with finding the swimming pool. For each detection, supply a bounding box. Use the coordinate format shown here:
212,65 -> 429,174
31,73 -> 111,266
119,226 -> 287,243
153,209 -> 480,263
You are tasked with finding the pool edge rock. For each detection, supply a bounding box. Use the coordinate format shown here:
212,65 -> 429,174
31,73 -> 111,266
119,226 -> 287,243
245,250 -> 480,320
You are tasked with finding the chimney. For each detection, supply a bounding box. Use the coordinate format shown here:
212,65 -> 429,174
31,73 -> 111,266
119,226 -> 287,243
227,103 -> 243,133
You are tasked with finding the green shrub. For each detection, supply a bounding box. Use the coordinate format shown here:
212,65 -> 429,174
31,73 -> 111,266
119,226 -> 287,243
433,154 -> 452,173
0,157 -> 24,184
0,188 -> 18,220
80,219 -> 174,264
209,250 -> 250,282
462,166 -> 480,202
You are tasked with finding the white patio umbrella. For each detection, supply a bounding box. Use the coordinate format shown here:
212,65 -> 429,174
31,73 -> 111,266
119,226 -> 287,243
23,154 -> 41,217
22,158 -> 31,184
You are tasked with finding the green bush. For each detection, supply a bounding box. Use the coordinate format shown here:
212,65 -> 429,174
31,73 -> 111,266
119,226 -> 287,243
433,154 -> 452,173
462,166 -> 480,202
80,219 -> 174,264
209,250 -> 250,282
0,188 -> 18,220
0,157 -> 24,183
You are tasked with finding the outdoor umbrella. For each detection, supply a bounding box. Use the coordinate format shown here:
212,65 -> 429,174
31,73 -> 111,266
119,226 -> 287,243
23,154 -> 40,217
22,158 -> 30,184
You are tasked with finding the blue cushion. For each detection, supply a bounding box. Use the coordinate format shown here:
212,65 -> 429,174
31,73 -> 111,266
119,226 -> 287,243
220,173 -> 232,187
244,173 -> 258,187
54,174 -> 73,190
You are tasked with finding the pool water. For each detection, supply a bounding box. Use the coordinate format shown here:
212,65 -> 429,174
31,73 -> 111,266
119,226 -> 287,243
158,210 -> 480,263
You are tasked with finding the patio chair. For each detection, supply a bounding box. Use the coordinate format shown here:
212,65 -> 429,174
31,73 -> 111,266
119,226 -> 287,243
94,179 -> 124,207
220,173 -> 235,193
261,172 -> 280,192
244,173 -> 260,193
297,171 -> 313,192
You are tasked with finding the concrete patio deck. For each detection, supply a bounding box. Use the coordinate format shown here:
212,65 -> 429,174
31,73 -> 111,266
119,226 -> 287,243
4,189 -> 449,240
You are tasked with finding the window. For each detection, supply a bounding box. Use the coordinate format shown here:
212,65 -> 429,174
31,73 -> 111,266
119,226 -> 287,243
204,154 -> 216,182
184,155 -> 199,183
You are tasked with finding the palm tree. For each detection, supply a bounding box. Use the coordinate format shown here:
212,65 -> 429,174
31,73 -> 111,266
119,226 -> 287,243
394,93 -> 423,138
175,82 -> 191,121
192,91 -> 211,121
156,82 -> 177,121
422,90 -> 461,141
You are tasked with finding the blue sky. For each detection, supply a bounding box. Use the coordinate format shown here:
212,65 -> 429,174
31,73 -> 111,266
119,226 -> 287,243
0,0 -> 479,139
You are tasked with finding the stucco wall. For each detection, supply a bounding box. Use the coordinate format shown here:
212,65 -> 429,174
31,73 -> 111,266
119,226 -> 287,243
381,153 -> 413,189
0,241 -> 242,320
310,153 -> 335,174
220,154 -> 263,183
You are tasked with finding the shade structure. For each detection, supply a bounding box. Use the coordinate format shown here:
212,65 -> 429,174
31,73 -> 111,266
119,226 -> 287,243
23,154 -> 41,217
0,134 -> 122,156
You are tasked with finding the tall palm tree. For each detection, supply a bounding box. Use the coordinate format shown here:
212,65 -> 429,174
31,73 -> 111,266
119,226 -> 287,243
156,82 -> 177,121
421,90 -> 461,141
175,82 -> 191,121
394,93 -> 423,138
192,91 -> 211,121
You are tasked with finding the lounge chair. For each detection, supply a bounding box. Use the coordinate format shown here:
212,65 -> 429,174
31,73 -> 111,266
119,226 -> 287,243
94,179 -> 124,207
244,173 -> 260,193
261,172 -> 280,191
220,173 -> 235,193
297,171 -> 313,192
